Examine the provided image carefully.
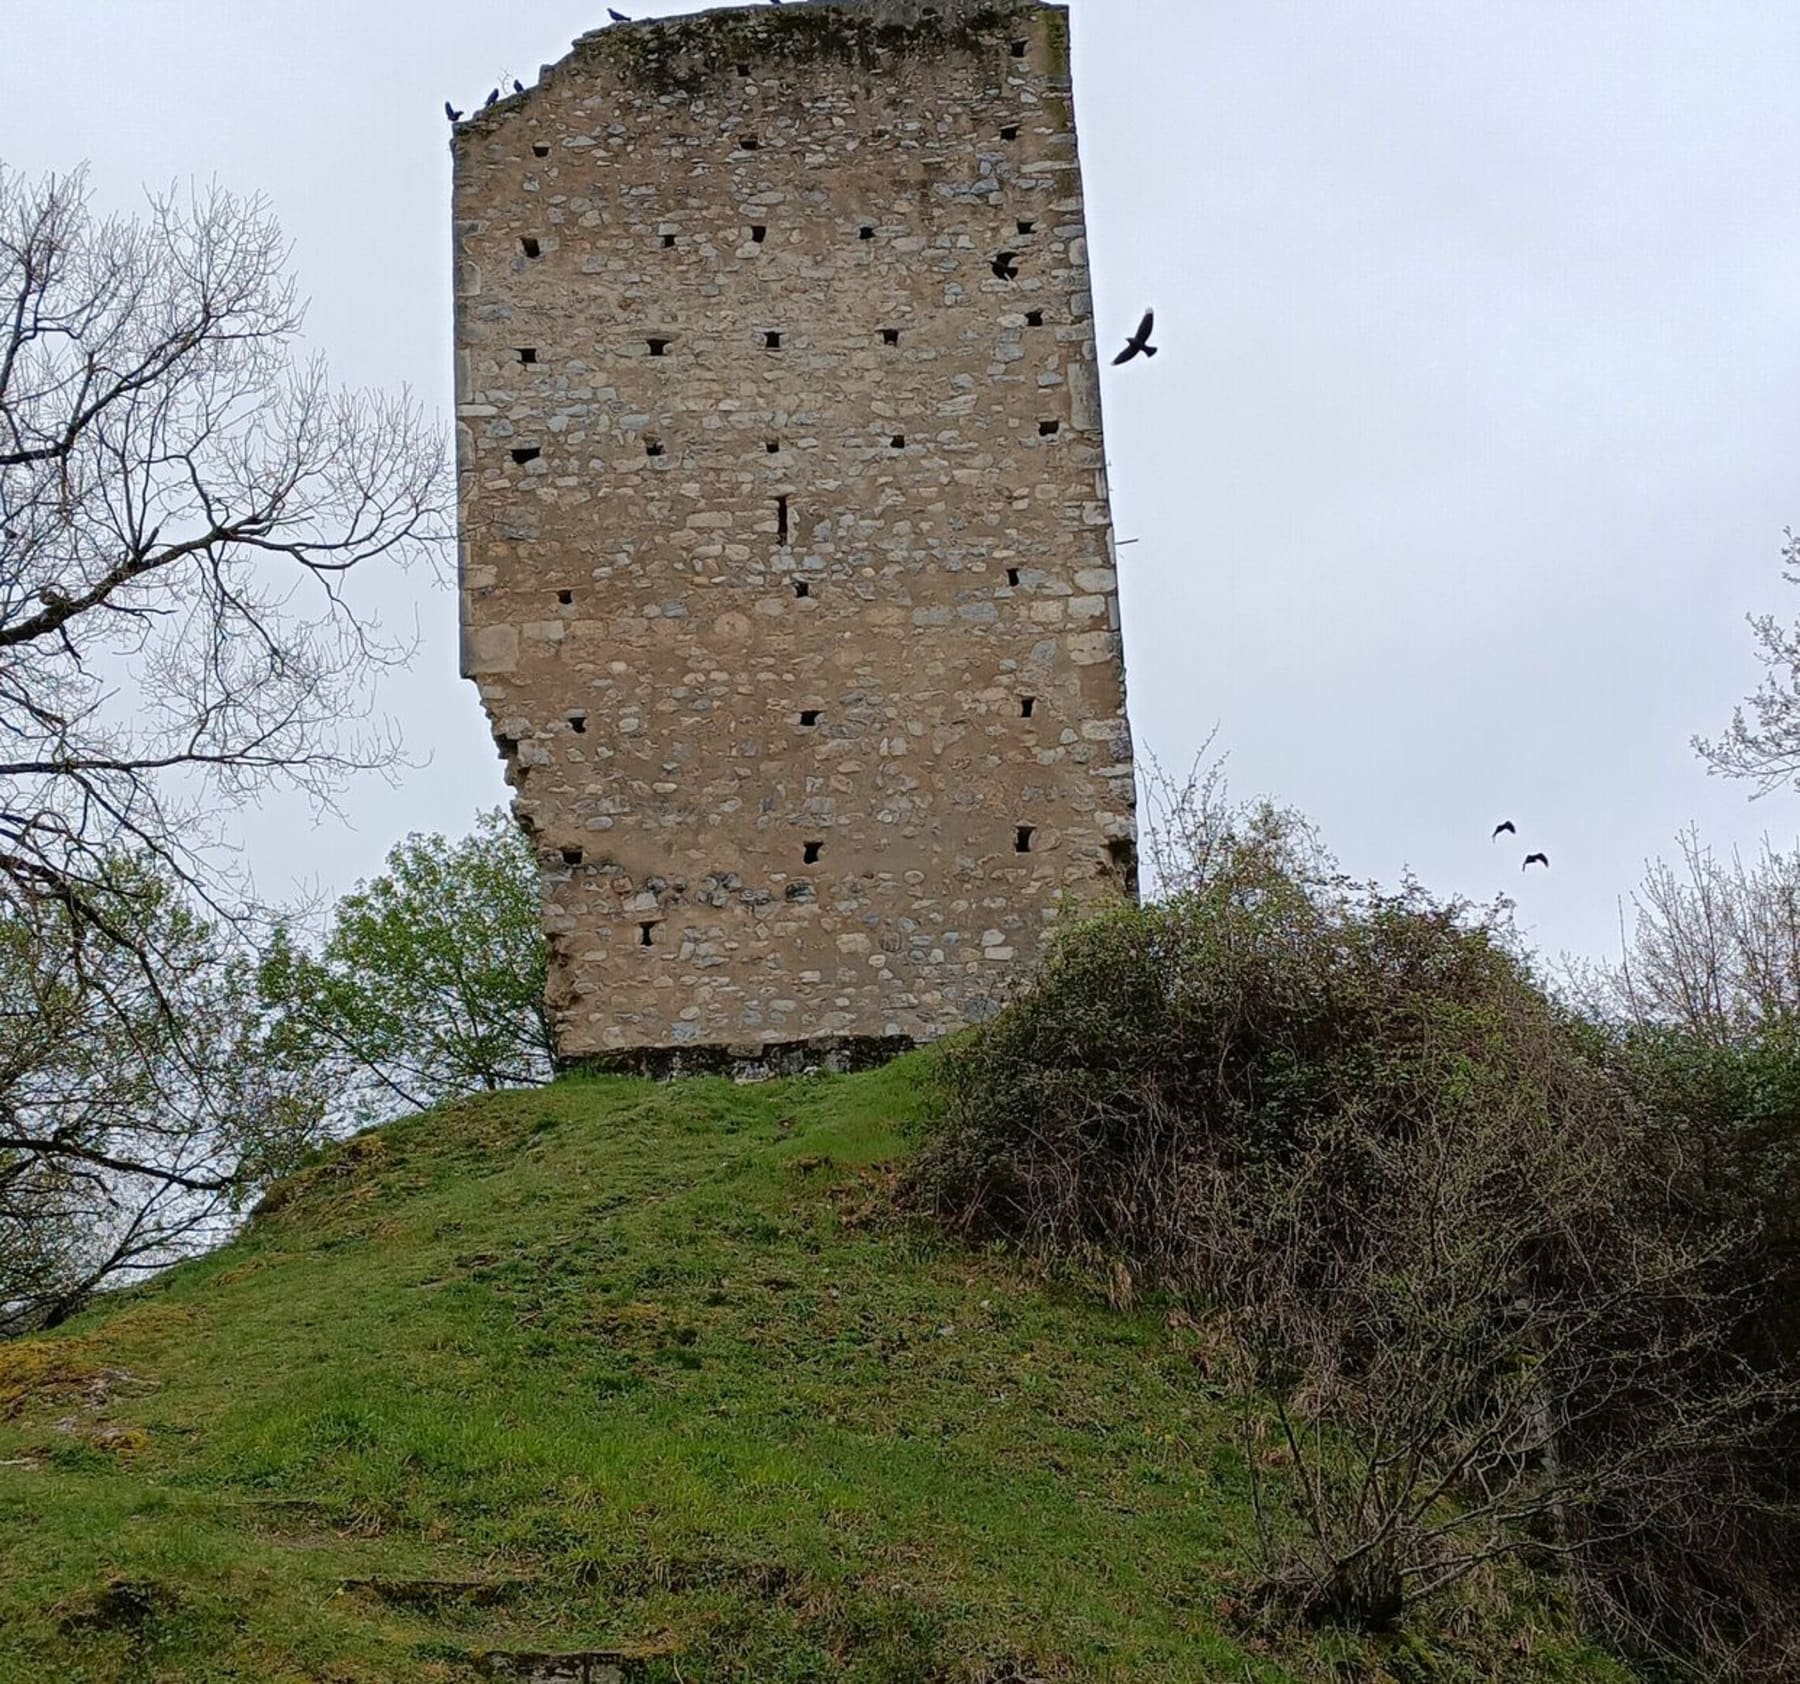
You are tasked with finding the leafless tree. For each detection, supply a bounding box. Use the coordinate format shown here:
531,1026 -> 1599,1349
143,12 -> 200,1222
0,163 -> 448,1322
1695,529 -> 1800,795
1607,827 -> 1800,1039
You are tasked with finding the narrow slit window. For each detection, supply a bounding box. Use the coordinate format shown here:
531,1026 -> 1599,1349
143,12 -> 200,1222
520,235 -> 542,258
1015,826 -> 1036,854
750,224 -> 767,244
776,495 -> 790,544
512,446 -> 541,465
1006,567 -> 1021,587
1000,124 -> 1020,141
991,251 -> 1019,280
799,709 -> 821,727
515,347 -> 538,364
1020,696 -> 1036,719
557,588 -> 574,605
562,846 -> 584,867
881,327 -> 900,346
647,336 -> 670,357
1039,419 -> 1060,437
639,921 -> 658,948
1017,218 -> 1036,235
793,579 -> 810,598
532,143 -> 550,158
803,841 -> 823,865
1025,309 -> 1044,327
567,712 -> 587,734
890,434 -> 905,450
645,437 -> 664,458
662,232 -> 676,247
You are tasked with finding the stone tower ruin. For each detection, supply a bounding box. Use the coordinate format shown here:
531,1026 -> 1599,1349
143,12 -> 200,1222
453,0 -> 1136,1073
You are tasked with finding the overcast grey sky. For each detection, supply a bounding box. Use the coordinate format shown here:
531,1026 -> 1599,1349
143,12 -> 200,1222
4,0 -> 1797,967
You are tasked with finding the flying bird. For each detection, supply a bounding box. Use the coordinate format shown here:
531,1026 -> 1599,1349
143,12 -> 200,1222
1491,820 -> 1516,841
1523,853 -> 1550,872
608,7 -> 631,18
1113,309 -> 1157,365
445,101 -> 463,122
513,79 -> 525,94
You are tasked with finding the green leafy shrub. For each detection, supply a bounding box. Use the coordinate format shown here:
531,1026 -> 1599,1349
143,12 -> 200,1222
912,806 -> 1800,1676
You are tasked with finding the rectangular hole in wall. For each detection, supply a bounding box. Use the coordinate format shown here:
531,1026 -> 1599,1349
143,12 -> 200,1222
647,337 -> 670,357
991,251 -> 1019,280
1010,38 -> 1028,56
520,236 -> 541,258
557,588 -> 573,605
639,921 -> 658,948
751,225 -> 767,243
766,438 -> 781,453
1000,124 -> 1019,141
1108,837 -> 1140,892
662,232 -> 676,247
1016,826 -> 1036,854
1017,218 -> 1036,235
532,143 -> 550,157
567,711 -> 587,733
881,327 -> 900,346
515,347 -> 538,364
1020,696 -> 1036,719
736,61 -> 751,76
776,495 -> 790,544
803,841 -> 823,865
562,846 -> 584,867
793,579 -> 810,598
1039,419 -> 1060,436
1006,567 -> 1021,587
511,446 -> 541,465
859,224 -> 875,241
765,330 -> 782,349
645,437 -> 664,457
890,434 -> 905,450
799,709 -> 821,727
739,134 -> 760,151
1025,309 -> 1044,327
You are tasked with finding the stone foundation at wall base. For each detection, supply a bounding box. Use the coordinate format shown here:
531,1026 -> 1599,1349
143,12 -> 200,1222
557,1034 -> 918,1084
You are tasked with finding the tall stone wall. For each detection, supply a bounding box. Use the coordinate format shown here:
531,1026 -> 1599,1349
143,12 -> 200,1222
452,0 -> 1137,1072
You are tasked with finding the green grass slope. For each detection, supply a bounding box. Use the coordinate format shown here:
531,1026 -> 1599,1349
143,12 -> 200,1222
0,1059 -> 1626,1683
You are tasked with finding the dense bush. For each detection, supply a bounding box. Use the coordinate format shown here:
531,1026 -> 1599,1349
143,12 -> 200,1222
912,808 -> 1800,1677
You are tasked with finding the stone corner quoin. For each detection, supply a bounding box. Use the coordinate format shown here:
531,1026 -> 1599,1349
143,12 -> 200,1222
451,0 -> 1138,1075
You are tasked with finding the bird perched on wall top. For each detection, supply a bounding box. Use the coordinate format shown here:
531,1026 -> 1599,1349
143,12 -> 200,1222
484,88 -> 500,108
1113,309 -> 1158,364
1491,819 -> 1516,840
1523,853 -> 1550,871
445,101 -> 463,122
513,79 -> 524,94
608,7 -> 631,19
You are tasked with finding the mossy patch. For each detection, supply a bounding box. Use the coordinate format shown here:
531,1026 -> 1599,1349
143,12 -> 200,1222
0,1339 -> 95,1419
582,1 -> 1041,96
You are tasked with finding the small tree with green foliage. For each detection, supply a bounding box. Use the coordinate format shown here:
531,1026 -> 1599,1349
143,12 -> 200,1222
260,811 -> 552,1126
2,859 -> 323,1334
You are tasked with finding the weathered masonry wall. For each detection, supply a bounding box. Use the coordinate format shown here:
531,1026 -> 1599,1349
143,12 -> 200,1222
453,0 -> 1137,1072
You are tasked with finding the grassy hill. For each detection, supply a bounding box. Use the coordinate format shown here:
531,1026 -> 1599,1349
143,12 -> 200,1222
0,1058 -> 1627,1682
